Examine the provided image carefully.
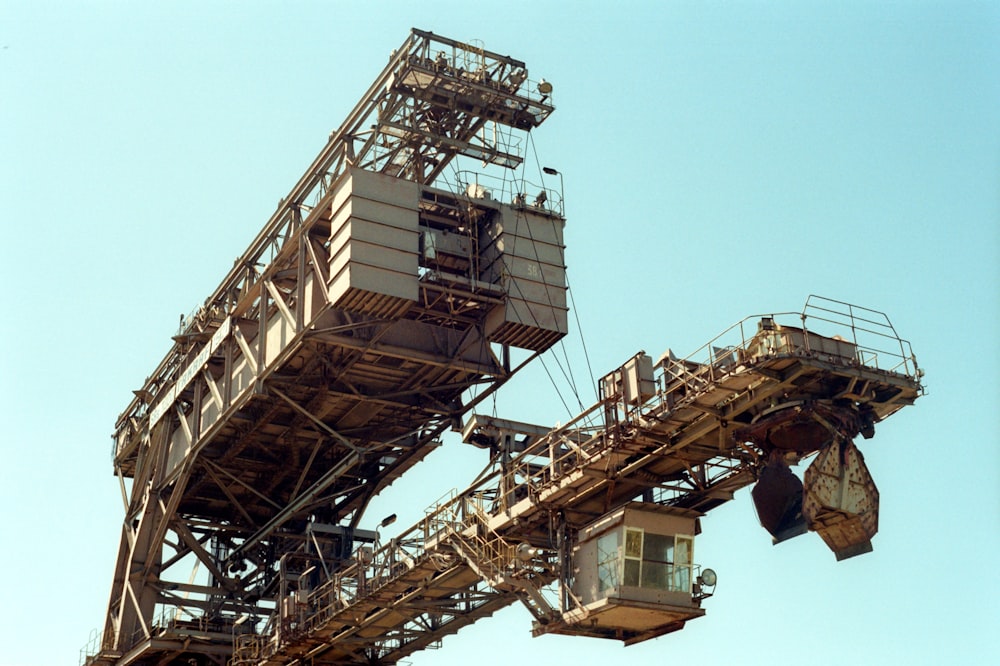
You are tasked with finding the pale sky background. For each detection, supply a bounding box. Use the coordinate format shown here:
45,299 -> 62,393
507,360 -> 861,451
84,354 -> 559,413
2,2 -> 998,665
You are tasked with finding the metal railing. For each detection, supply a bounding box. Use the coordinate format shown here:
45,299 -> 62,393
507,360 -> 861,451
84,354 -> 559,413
98,296 -> 920,664
486,296 -> 923,524
227,479 -> 561,662
110,26 -> 558,462
446,170 -> 565,218
654,295 -> 921,398
801,295 -> 920,376
79,628 -> 105,666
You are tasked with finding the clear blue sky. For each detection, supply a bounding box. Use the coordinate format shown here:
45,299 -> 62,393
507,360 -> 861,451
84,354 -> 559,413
2,2 -> 997,665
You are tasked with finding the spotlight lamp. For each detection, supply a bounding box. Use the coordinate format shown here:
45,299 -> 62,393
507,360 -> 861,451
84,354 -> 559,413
699,568 -> 718,587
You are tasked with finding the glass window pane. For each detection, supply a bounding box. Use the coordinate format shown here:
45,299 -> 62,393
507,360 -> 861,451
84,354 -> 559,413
643,533 -> 673,563
623,558 -> 640,586
674,536 -> 692,564
598,561 -> 617,592
597,532 -> 619,562
672,536 -> 693,592
597,532 -> 620,593
672,565 -> 691,593
641,561 -> 669,589
625,528 -> 643,558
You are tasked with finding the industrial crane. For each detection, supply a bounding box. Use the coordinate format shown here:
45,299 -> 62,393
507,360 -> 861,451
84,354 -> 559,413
82,29 -> 923,666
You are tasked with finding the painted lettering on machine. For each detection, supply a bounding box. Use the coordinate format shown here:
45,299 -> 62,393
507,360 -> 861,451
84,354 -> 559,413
149,317 -> 232,428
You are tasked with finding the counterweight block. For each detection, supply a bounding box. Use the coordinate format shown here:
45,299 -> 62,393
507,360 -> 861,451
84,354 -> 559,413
802,439 -> 880,560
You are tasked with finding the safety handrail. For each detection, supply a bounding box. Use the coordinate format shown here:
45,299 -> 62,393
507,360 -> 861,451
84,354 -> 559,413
232,296 -> 922,660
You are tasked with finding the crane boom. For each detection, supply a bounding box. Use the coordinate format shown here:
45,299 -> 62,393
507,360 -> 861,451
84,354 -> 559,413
88,28 -> 563,666
224,297 -> 922,664
83,30 -> 922,666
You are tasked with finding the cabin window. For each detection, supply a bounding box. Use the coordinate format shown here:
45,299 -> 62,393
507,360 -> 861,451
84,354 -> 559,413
597,531 -> 620,592
620,528 -> 694,593
673,535 -> 693,592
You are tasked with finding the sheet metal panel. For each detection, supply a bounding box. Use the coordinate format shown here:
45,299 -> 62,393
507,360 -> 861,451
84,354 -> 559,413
329,169 -> 420,315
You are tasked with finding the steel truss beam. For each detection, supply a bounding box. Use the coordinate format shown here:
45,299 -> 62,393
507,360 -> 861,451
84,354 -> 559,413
221,301 -> 921,663
97,207 -> 556,666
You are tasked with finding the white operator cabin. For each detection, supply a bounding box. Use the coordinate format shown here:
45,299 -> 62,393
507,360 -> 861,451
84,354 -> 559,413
562,504 -> 712,643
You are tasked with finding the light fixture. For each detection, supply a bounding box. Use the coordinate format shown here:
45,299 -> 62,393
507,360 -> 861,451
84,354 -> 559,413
699,568 -> 718,587
542,166 -> 559,176
380,513 -> 397,528
537,78 -> 553,95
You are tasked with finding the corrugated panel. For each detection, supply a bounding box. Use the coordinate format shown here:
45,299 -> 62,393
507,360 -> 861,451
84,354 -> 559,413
328,169 -> 421,316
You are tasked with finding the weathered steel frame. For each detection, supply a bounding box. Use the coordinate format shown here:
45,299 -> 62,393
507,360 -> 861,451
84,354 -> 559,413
237,302 -> 923,659
187,303 -> 922,665
91,29 -> 559,666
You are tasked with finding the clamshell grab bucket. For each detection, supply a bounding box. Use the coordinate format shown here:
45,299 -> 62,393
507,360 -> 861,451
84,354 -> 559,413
751,457 -> 808,544
802,439 -> 880,560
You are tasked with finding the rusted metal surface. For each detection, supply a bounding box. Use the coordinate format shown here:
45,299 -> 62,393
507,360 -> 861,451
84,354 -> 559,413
86,29 -> 565,666
751,453 -> 807,542
87,284 -> 922,665
803,439 -> 880,560
83,27 -> 924,666
214,298 -> 922,662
